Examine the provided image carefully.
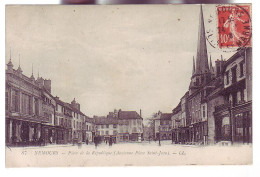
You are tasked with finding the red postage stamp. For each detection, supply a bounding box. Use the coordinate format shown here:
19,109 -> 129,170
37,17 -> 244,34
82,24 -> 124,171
217,5 -> 252,48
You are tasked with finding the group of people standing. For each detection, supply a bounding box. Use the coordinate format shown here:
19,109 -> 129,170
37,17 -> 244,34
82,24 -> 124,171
91,136 -> 115,148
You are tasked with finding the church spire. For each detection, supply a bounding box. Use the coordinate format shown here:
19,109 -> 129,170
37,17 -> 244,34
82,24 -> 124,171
195,5 -> 209,75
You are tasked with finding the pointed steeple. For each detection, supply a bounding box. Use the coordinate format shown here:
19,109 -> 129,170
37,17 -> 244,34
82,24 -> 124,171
195,5 -> 209,75
17,54 -> 23,73
192,56 -> 196,75
30,63 -> 35,80
7,47 -> 13,68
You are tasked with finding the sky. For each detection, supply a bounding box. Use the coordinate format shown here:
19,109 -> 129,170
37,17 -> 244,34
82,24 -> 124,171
5,5 -> 236,121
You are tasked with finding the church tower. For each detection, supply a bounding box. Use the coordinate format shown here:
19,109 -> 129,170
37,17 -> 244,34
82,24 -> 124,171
189,5 -> 211,93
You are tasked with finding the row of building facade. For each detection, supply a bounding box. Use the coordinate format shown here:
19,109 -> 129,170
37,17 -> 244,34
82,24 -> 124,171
5,58 -> 144,146
151,6 -> 252,145
5,58 -> 94,146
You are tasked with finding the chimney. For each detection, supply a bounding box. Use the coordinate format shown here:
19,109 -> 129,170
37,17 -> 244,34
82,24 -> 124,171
215,58 -> 226,76
140,109 -> 142,118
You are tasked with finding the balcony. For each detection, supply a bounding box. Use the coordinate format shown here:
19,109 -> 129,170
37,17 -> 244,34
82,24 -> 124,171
215,103 -> 230,113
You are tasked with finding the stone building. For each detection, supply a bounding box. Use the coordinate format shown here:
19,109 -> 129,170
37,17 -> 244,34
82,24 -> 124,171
85,116 -> 95,142
186,5 -> 212,145
117,110 -> 143,142
94,116 -> 118,142
169,6 -> 252,146
154,112 -> 172,141
40,88 -> 57,144
214,48 -> 252,145
93,109 -> 143,142
6,56 -> 88,146
6,57 -> 54,146
171,102 -> 182,143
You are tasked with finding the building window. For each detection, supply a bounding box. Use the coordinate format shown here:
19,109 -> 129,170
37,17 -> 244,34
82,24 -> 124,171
11,90 -> 19,112
231,67 -> 237,84
133,127 -> 137,133
241,89 -> 245,102
113,124 -> 117,128
113,130 -> 117,135
240,62 -> 244,77
101,125 -> 104,129
54,117 -> 58,125
106,124 -> 109,128
29,97 -> 33,115
5,91 -> 8,111
106,131 -> 109,135
202,105 -> 206,118
226,71 -> 229,85
133,119 -> 136,126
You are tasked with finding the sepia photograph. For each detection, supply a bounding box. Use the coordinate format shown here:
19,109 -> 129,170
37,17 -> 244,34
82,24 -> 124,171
5,4 -> 252,167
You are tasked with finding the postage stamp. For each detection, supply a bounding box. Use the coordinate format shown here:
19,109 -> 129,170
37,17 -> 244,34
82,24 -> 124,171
217,5 -> 252,48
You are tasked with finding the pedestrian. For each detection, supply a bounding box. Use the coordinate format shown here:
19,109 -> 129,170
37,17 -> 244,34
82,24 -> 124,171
109,136 -> 112,147
94,136 -> 98,149
50,136 -> 53,144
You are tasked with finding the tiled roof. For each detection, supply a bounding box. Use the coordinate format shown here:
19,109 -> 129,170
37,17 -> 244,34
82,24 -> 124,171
118,111 -> 142,120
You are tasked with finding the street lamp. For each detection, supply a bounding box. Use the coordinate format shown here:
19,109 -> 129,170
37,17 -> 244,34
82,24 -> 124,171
158,125 -> 161,146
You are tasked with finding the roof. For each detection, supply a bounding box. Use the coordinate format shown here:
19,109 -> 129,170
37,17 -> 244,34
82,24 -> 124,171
85,117 -> 94,123
172,102 -> 181,114
118,111 -> 142,120
160,113 -> 173,120
55,98 -> 86,116
94,117 -> 118,125
223,47 -> 251,70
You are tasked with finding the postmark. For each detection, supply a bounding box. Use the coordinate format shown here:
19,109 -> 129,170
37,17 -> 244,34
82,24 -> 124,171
217,5 -> 252,49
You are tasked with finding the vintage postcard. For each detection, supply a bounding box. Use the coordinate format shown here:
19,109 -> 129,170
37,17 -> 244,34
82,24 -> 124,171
5,4 -> 252,167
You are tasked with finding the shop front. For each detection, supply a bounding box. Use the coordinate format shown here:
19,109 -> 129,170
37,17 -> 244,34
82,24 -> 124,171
214,101 -> 252,144
232,101 -> 252,144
